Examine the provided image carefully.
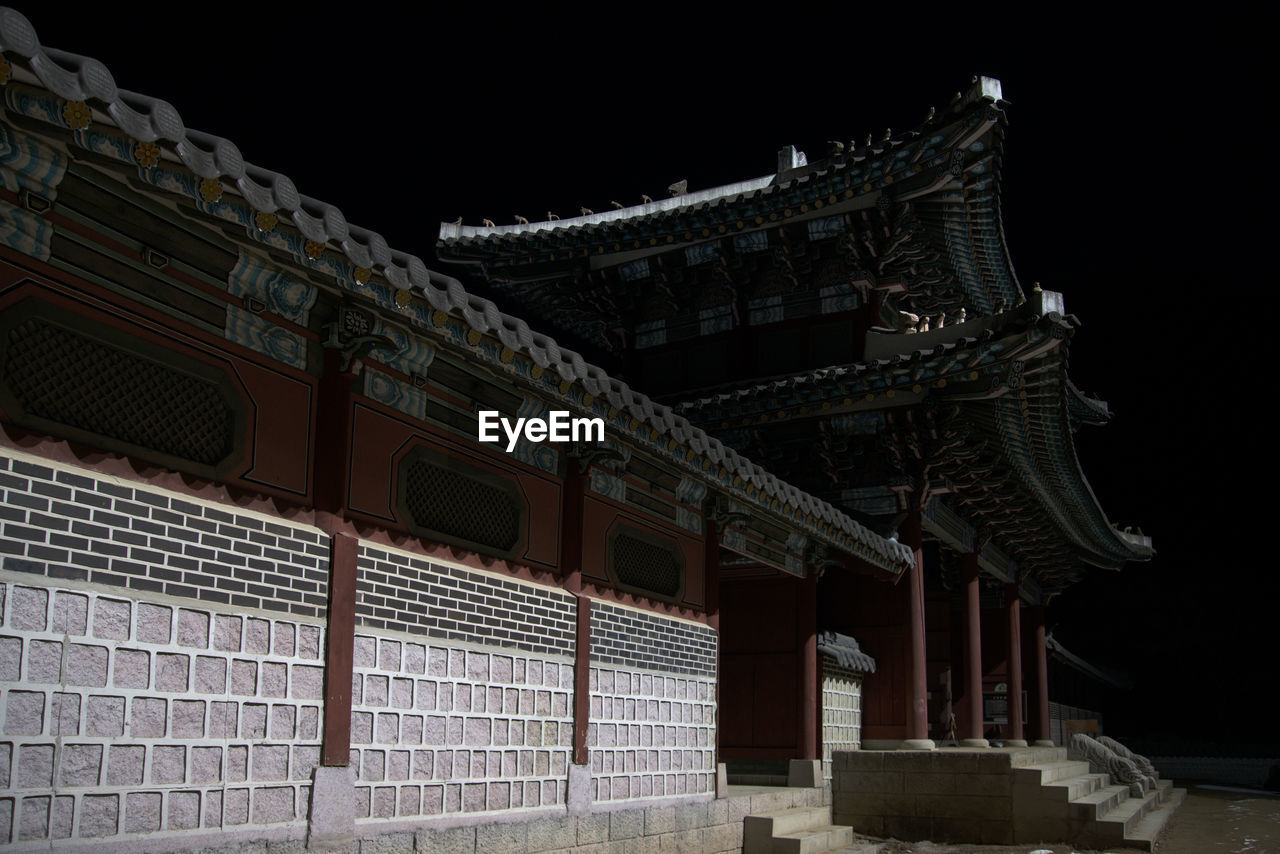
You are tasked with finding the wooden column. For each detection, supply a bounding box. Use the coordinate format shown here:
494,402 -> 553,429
902,509 -> 934,749
1029,605 -> 1054,746
561,460 -> 591,766
321,532 -> 358,765
961,552 -> 989,746
798,571 -> 818,760
1004,581 -> 1027,746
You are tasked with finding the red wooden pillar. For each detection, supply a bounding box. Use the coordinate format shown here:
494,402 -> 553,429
321,533 -> 358,765
1004,581 -> 1027,746
561,461 -> 591,766
961,553 -> 989,746
1029,605 -> 1054,746
798,571 -> 818,760
902,510 -> 933,749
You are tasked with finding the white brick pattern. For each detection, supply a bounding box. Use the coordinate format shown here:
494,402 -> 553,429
821,662 -> 862,781
348,625 -> 574,822
0,578 -> 325,845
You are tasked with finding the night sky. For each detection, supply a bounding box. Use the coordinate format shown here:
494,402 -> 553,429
14,5 -> 1264,746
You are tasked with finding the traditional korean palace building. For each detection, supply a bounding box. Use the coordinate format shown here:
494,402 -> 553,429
0,8 -> 1170,852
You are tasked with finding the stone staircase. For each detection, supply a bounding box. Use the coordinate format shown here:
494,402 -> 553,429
743,803 -> 877,854
1012,748 -> 1186,850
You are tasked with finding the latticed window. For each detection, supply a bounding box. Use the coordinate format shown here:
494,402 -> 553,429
1,312 -> 239,474
609,527 -> 682,600
398,449 -> 523,554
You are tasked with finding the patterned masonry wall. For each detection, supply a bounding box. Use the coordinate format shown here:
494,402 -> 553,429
0,453 -> 329,619
355,546 -> 575,657
0,452 -> 330,846
350,545 -> 574,821
821,661 -> 863,782
0,579 -> 326,845
587,603 -> 717,802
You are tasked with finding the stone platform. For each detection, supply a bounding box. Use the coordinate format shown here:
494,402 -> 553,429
831,745 -> 1184,850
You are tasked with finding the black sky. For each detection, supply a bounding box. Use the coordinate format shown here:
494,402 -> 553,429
15,4 -> 1266,744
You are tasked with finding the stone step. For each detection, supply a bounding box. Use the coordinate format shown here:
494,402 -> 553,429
1013,759 -> 1092,785
1070,782 -> 1131,821
773,824 -> 855,854
1042,771 -> 1109,802
1122,788 -> 1186,851
1007,745 -> 1068,767
1096,788 -> 1162,840
743,806 -> 833,854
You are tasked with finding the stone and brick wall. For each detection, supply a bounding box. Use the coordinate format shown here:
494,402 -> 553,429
586,602 -> 718,803
0,578 -> 327,845
0,449 -> 329,847
349,543 -> 576,822
821,661 -> 863,781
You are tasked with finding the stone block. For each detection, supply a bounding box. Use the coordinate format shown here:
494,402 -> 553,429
169,790 -> 201,830
195,656 -> 228,693
298,625 -> 321,660
106,744 -> 145,785
362,831 -> 414,854
610,808 -> 644,840
172,699 -> 206,737
67,643 -> 108,686
245,618 -> 271,654
292,745 -> 319,782
23,640 -> 61,686
92,597 -> 130,640
58,743 -> 101,787
0,635 -> 20,681
526,815 -> 575,851
486,781 -> 510,810
299,706 -> 319,740
4,690 -> 41,735
271,705 -> 296,739
362,750 -> 386,782
254,786 -> 296,824
11,587 -> 48,631
354,636 -> 376,668
51,794 -> 73,839
254,744 -> 290,781
51,691 -> 80,735
136,602 -> 172,644
904,771 -> 956,795
208,701 -> 239,737
392,678 -> 413,709
17,743 -> 54,788
262,661 -> 287,697
227,746 -> 249,783
274,623 -> 296,657
884,814 -> 932,841
177,606 -> 212,647
364,675 -> 389,707
397,786 -> 420,816
388,750 -> 409,781
242,703 -> 268,739
225,787 -> 250,825
204,789 -> 223,828
52,592 -> 88,635
192,746 -> 223,784
476,820 -> 527,851
213,615 -> 243,651
79,794 -> 119,837
416,825 -> 475,854
153,745 -> 186,784
125,791 -> 161,833
293,664 -> 323,700
232,659 -> 258,695
112,648 -> 149,689
19,795 -> 49,841
155,652 -> 190,692
351,711 -> 373,744
464,717 -> 491,746
372,786 -> 395,818
86,694 -> 124,736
